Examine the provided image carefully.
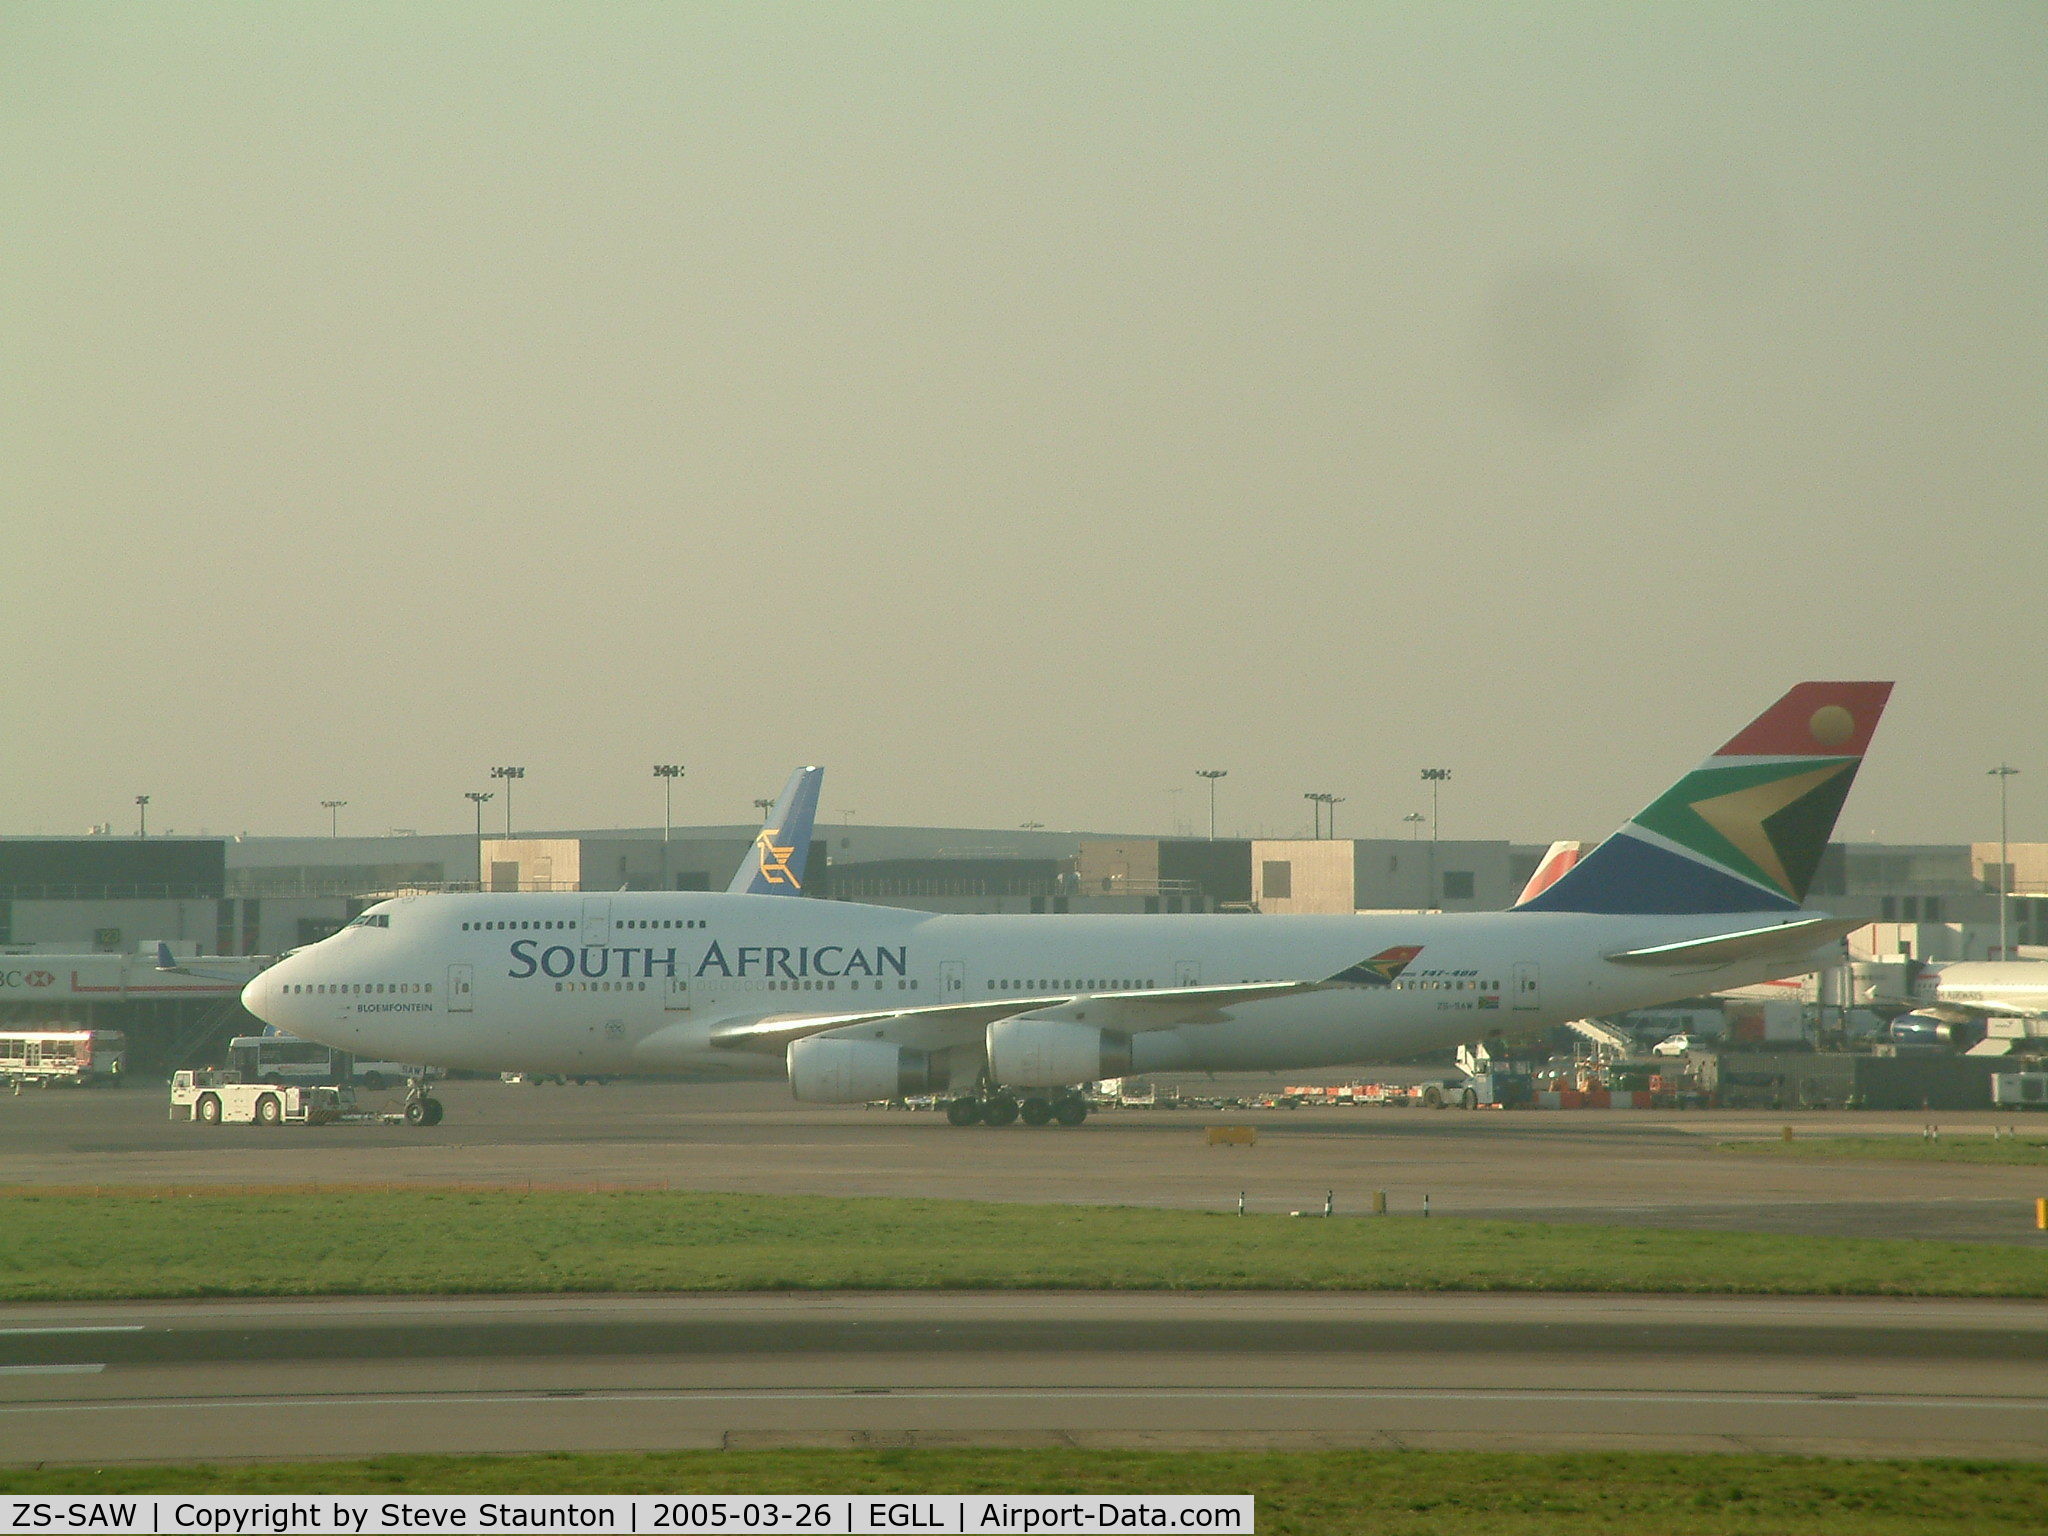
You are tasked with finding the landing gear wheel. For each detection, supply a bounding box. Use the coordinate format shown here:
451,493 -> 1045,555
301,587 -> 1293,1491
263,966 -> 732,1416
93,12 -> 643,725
1051,1095 -> 1089,1126
945,1097 -> 983,1126
421,1097 -> 445,1126
404,1097 -> 433,1126
255,1094 -> 282,1126
980,1095 -> 1020,1126
1019,1097 -> 1054,1126
196,1093 -> 222,1125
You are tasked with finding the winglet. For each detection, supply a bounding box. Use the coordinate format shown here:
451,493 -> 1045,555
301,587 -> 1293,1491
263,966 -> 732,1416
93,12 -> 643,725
1326,945 -> 1423,986
155,942 -> 186,974
727,766 -> 824,895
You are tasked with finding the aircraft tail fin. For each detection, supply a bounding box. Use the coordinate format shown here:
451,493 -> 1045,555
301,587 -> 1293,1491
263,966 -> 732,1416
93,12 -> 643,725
1513,841 -> 1585,907
727,766 -> 824,896
1516,682 -> 1893,915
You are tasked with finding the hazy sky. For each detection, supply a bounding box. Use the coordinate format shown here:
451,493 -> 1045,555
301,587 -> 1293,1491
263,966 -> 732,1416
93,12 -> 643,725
6,4 -> 2044,846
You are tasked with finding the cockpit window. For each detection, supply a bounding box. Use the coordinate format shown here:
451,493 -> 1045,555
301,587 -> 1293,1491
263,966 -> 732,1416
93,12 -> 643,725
346,912 -> 391,929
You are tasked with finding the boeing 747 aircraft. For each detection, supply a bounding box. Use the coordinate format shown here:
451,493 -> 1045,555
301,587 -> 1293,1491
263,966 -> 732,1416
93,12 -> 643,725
1872,958 -> 2048,1049
243,682 -> 1893,1127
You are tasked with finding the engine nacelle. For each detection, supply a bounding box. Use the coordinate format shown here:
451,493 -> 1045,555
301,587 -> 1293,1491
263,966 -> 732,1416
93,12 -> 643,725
1888,1012 -> 1984,1053
787,1037 -> 943,1103
985,1018 -> 1133,1088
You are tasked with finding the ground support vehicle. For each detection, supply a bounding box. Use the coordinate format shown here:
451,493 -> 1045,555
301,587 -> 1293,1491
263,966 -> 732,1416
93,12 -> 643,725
1460,1071 -> 1533,1109
1991,1072 -> 2048,1109
1415,1078 -> 1481,1110
169,1070 -> 345,1126
1,1030 -> 127,1088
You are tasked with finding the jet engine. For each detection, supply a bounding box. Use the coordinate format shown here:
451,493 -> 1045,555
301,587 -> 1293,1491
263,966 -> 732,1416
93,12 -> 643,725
786,1036 -> 944,1103
1887,1012 -> 1985,1053
986,1018 -> 1134,1088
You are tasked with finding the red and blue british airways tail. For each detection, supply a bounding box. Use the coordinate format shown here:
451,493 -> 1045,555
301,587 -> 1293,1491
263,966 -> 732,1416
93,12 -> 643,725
1515,682 -> 1894,916
1515,841 -> 1584,905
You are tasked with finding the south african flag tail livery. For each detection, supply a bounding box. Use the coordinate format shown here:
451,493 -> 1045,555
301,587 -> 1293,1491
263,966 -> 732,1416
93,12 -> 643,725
1516,682 -> 1894,916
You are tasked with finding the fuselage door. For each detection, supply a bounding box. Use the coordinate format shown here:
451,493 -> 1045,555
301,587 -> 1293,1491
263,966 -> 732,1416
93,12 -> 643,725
1512,961 -> 1540,1012
1175,960 -> 1201,988
448,964 -> 474,1013
940,960 -> 965,996
581,898 -> 611,951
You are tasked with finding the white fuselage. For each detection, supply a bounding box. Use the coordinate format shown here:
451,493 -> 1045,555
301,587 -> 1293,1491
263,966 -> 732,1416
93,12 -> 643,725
242,891 -> 1838,1083
1915,961 -> 2048,1019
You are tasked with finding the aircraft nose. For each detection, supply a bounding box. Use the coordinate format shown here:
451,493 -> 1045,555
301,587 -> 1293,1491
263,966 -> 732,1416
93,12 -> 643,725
241,970 -> 277,1024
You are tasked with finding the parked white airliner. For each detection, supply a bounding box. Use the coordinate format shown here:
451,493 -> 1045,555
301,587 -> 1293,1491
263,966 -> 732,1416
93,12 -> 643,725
243,683 -> 1892,1126
1871,959 -> 2048,1053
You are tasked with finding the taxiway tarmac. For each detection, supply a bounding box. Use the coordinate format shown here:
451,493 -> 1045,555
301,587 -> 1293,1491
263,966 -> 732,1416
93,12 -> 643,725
5,1292 -> 2047,1465
5,1080 -> 2047,1245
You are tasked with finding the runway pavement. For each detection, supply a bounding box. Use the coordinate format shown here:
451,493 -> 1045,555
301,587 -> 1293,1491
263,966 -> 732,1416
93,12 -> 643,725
5,1292 -> 2047,1464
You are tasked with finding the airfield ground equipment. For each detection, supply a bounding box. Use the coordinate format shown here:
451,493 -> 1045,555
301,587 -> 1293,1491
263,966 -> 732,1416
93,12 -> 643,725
168,1068 -> 345,1126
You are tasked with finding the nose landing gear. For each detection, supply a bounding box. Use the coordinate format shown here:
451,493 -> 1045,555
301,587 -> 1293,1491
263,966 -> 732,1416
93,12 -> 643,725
401,1077 -> 445,1127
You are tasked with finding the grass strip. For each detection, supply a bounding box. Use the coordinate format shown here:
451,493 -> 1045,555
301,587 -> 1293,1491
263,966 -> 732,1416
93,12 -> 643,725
2,1187 -> 2045,1299
5,1448 -> 2047,1534
1718,1136 -> 2048,1166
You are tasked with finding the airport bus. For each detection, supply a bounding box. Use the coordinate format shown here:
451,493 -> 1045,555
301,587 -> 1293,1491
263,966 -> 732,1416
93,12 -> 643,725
226,1033 -> 424,1091
227,1032 -> 347,1086
0,1029 -> 128,1088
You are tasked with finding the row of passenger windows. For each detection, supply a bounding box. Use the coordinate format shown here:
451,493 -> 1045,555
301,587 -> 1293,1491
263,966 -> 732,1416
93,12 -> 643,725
1393,979 -> 1500,991
988,979 -> 1154,993
460,918 -> 707,931
284,982 -> 431,995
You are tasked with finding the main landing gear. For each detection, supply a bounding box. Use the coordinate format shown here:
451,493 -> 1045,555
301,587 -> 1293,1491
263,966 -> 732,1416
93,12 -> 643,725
945,1091 -> 1088,1127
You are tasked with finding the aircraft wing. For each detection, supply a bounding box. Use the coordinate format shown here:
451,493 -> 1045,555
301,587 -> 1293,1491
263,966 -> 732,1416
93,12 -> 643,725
707,946 -> 1426,1057
708,981 -> 1314,1057
155,943 -> 275,983
1603,916 -> 1861,971
1887,996 -> 2042,1021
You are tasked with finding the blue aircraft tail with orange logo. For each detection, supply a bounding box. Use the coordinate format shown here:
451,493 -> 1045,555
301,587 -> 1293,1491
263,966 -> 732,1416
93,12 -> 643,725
1515,682 -> 1894,916
728,766 -> 824,896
